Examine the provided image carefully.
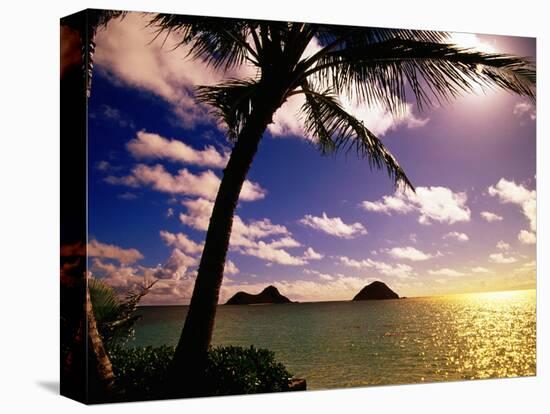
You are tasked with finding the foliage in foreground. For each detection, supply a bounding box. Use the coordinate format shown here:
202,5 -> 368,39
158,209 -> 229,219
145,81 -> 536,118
89,278 -> 155,346
108,345 -> 293,400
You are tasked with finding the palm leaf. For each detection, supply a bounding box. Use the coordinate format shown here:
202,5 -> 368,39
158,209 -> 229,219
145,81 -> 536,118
314,25 -> 451,47
148,14 -> 260,69
304,39 -> 535,112
298,81 -> 413,190
196,79 -> 261,140
88,278 -> 157,346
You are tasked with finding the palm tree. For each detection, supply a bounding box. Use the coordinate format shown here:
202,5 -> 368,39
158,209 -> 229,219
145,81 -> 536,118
150,15 -> 535,395
88,277 -> 157,347
62,9 -> 126,96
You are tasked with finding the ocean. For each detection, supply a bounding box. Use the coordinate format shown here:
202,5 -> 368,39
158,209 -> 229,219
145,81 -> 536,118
127,289 -> 536,389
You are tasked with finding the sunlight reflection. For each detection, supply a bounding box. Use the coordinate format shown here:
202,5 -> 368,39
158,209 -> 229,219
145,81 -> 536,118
431,290 -> 536,379
449,33 -> 497,53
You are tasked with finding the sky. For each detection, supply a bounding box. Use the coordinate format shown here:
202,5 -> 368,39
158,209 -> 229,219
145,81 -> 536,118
86,12 -> 536,304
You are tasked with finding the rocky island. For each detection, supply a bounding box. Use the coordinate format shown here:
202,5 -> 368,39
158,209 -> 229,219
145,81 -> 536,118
352,281 -> 399,301
225,285 -> 292,305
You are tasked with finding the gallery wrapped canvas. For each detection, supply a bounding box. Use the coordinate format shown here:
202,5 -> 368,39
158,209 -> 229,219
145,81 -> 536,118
60,8 -> 536,404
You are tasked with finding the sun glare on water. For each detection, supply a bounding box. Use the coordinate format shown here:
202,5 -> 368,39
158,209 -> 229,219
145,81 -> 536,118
431,289 -> 536,380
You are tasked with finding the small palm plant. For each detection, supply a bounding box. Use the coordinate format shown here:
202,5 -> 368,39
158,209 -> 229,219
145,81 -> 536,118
147,16 -> 535,395
88,278 -> 156,347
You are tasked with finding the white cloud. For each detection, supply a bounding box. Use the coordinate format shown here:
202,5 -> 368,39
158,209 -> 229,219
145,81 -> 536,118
231,217 -> 291,248
178,198 -> 320,266
88,236 -> 202,305
97,262 -> 198,305
496,240 -> 511,251
94,12 -> 254,126
90,243 -> 198,290
318,273 -> 335,281
480,211 -> 503,222
488,178 -> 536,231
388,246 -> 432,261
160,230 -> 204,255
268,94 -> 308,137
106,163 -> 266,201
340,96 -> 430,136
300,212 -> 367,238
268,89 -> 429,139
413,187 -> 471,225
179,198 -> 216,231
339,256 -> 371,269
90,259 -> 142,289
127,131 -> 229,168
361,194 -> 414,215
488,178 -> 535,205
444,231 -> 469,242
370,261 -> 414,279
471,266 -> 491,274
239,240 -> 307,266
518,230 -> 536,245
361,186 -> 471,225
513,101 -> 536,121
489,252 -> 518,264
159,248 -> 199,280
88,239 -> 143,264
302,247 -> 324,260
303,269 -> 335,281
224,260 -> 239,275
428,268 -> 465,277
266,236 -> 301,249
338,256 -> 414,279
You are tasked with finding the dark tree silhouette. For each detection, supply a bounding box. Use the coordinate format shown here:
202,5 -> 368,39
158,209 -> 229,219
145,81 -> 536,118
61,9 -> 126,401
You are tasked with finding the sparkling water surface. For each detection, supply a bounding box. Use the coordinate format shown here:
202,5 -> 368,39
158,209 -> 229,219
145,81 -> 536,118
128,289 -> 536,389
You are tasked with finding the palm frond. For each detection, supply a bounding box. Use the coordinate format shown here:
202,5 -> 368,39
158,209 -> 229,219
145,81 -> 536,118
148,14 -> 260,69
305,39 -> 535,112
298,26 -> 451,73
196,79 -> 261,140
314,26 -> 451,48
88,277 -> 121,322
298,81 -> 413,190
89,278 -> 157,346
87,9 -> 127,32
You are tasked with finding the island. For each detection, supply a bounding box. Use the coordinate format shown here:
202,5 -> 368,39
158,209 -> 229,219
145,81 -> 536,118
352,281 -> 399,301
225,285 -> 292,305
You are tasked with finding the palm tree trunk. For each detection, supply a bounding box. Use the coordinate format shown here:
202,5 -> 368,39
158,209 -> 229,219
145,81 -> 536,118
169,86 -> 285,396
61,13 -> 117,402
86,285 -> 116,401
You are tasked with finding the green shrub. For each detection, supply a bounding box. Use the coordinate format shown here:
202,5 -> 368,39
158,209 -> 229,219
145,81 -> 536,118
109,345 -> 174,400
108,345 -> 293,400
205,346 -> 292,395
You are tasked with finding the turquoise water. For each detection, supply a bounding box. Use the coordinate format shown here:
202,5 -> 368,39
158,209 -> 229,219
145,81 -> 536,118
128,290 -> 536,389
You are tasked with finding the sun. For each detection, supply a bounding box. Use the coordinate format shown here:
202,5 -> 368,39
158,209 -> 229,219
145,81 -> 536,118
448,32 -> 497,53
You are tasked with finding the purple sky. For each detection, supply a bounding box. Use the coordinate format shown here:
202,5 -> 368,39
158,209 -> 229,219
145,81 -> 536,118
86,12 -> 536,304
